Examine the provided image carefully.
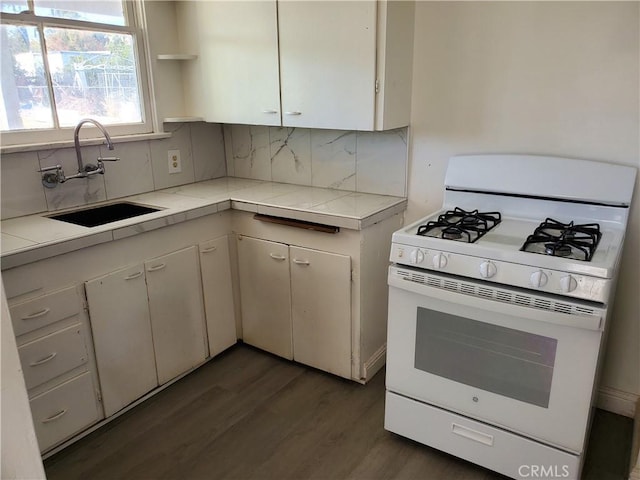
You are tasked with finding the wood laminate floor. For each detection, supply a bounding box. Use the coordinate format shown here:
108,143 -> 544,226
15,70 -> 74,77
45,344 -> 632,480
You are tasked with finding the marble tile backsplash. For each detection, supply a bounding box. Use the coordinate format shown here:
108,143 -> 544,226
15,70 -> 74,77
225,125 -> 408,197
0,122 -> 227,220
1,122 -> 408,221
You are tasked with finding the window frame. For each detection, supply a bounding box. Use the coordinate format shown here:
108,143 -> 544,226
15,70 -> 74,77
0,0 -> 154,146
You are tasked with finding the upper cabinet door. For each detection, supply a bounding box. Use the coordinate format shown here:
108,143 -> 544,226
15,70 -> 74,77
195,0 -> 281,126
278,1 -> 377,130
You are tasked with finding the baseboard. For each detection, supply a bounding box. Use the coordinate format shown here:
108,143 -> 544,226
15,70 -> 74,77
596,386 -> 638,418
630,398 -> 640,480
362,344 -> 386,383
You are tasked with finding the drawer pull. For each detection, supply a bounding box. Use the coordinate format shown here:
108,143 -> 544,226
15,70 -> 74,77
22,308 -> 51,320
284,111 -> 302,116
292,259 -> 310,266
30,352 -> 57,366
451,423 -> 494,446
269,253 -> 286,261
124,271 -> 143,281
147,263 -> 166,272
262,109 -> 278,114
42,409 -> 67,424
201,246 -> 217,253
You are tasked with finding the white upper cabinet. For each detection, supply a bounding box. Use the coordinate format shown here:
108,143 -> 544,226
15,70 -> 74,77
192,1 -> 281,126
278,1 -> 377,130
185,0 -> 414,131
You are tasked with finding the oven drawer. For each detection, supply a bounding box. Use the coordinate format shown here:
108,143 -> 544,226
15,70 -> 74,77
384,391 -> 580,480
18,324 -> 88,390
30,371 -> 101,452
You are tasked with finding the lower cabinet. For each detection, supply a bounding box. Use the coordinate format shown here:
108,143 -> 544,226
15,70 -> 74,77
199,236 -> 237,357
237,236 -> 351,378
85,245 -> 208,416
290,245 -> 351,379
237,236 -> 293,359
85,264 -> 158,418
9,285 -> 103,452
145,246 -> 208,384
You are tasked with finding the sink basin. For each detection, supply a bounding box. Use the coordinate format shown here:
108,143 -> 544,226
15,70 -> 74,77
48,202 -> 161,227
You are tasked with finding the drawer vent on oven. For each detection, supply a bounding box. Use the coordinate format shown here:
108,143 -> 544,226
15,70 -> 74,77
397,270 -> 599,317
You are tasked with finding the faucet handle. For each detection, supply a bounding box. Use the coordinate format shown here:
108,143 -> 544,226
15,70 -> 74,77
38,164 -> 63,173
37,164 -> 66,187
97,157 -> 120,162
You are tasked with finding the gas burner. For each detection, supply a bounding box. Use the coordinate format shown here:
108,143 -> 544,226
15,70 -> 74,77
545,242 -> 572,257
442,227 -> 463,240
416,207 -> 501,243
521,218 -> 602,261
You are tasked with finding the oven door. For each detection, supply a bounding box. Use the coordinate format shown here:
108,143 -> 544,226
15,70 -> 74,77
386,266 -> 606,454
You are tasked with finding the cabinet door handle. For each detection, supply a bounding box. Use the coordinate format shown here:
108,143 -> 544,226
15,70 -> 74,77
124,271 -> 143,281
22,308 -> 50,320
284,111 -> 302,116
201,246 -> 217,253
262,109 -> 278,114
30,352 -> 57,366
451,423 -> 494,446
292,258 -> 310,266
147,263 -> 166,272
42,409 -> 67,423
269,253 -> 286,261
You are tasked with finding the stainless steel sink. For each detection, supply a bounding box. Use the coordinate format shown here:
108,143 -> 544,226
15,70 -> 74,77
48,202 -> 161,227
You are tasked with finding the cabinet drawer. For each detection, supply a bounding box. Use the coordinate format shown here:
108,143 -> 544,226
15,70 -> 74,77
30,372 -> 101,452
10,286 -> 82,337
18,324 -> 88,390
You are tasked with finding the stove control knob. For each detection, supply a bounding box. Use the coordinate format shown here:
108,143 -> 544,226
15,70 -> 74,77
432,253 -> 448,269
409,249 -> 425,265
560,275 -> 578,293
479,261 -> 497,279
530,270 -> 548,288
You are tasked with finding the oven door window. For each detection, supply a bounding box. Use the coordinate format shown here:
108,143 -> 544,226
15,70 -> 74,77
415,307 -> 558,408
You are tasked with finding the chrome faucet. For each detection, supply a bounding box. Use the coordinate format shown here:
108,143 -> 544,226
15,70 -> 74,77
70,118 -> 120,179
39,118 -> 120,187
74,118 -> 116,174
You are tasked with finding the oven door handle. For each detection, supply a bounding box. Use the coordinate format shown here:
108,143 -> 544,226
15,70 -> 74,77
389,271 -> 603,331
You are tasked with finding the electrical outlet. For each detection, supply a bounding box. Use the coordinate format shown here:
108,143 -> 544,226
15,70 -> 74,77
168,149 -> 182,174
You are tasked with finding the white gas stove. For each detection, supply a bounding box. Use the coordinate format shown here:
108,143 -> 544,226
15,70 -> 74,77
385,154 -> 636,479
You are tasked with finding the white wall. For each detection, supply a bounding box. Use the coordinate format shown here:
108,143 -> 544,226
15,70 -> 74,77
1,280 -> 46,479
409,2 -> 640,401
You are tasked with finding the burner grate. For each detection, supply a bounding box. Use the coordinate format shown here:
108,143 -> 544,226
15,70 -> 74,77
520,218 -> 601,261
416,207 -> 501,243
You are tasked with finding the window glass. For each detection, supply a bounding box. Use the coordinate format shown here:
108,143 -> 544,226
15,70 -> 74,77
34,0 -> 126,26
1,1 -> 29,14
0,24 -> 54,130
43,27 -> 142,126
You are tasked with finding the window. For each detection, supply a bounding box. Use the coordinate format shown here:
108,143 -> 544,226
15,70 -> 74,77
0,0 -> 152,145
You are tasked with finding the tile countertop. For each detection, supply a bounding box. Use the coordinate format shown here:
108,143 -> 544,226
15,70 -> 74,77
1,177 -> 407,270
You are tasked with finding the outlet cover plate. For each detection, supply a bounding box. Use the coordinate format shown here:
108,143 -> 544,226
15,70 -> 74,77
168,149 -> 182,174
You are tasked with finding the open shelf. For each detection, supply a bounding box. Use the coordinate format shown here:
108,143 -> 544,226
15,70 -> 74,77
156,54 -> 198,61
163,116 -> 204,123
